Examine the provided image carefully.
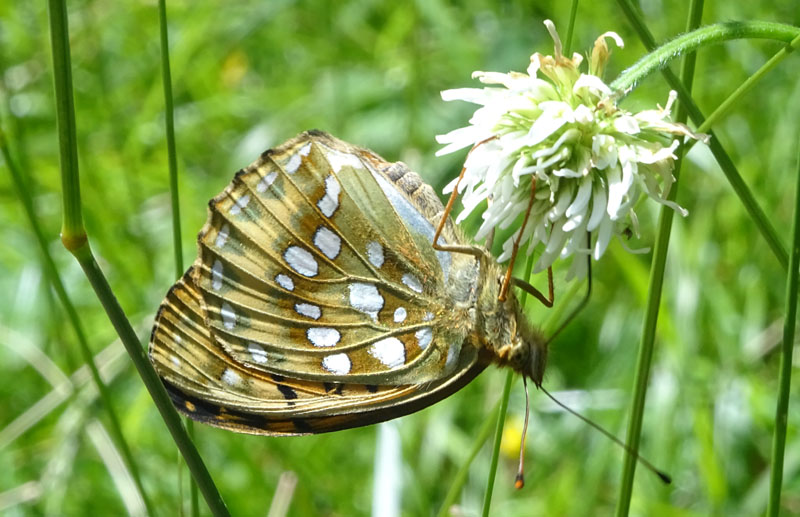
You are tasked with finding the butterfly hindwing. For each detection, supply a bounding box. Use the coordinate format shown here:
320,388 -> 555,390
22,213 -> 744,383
150,271 -> 487,435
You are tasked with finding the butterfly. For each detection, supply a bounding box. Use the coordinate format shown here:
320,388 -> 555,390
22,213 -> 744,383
148,130 -> 549,435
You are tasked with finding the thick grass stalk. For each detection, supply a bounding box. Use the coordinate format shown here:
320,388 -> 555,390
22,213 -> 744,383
614,1 -> 703,514
612,4 -> 798,270
46,1 -> 229,515
766,134 -> 800,516
72,249 -> 229,517
0,128 -> 154,517
47,0 -> 82,244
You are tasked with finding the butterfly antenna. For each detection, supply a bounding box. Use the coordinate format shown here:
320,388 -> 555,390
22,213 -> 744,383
515,376 -> 531,489
538,385 -> 672,484
547,232 -> 593,345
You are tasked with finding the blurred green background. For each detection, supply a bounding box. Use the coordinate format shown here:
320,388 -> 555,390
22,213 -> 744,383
1,1 -> 800,515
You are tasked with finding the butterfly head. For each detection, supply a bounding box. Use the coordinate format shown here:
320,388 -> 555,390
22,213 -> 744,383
478,272 -> 548,387
512,306 -> 548,387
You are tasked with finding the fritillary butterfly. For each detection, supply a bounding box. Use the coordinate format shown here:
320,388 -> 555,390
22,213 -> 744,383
148,130 -> 547,435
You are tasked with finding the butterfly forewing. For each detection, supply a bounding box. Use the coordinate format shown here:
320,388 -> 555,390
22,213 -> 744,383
149,130 -> 489,435
193,133 -> 463,384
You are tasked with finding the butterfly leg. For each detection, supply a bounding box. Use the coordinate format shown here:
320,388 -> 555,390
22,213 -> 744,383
510,266 -> 554,308
432,136 -> 498,258
547,232 -> 594,342
498,177 -> 539,302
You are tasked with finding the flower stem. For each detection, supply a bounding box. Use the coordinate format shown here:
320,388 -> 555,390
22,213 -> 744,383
614,1 -> 702,515
1,124 -> 155,517
436,398 -> 501,517
766,130 -> 800,517
46,1 -> 229,514
481,369 -> 514,517
611,21 -> 800,94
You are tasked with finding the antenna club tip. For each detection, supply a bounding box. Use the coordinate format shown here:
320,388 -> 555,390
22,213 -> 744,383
514,474 -> 525,490
657,472 -> 672,484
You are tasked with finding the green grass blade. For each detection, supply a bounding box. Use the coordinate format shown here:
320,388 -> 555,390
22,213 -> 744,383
0,126 -> 155,517
156,1 -> 199,514
615,1 -> 703,514
45,1 -> 229,514
765,134 -> 800,516
158,0 -> 183,277
186,420 -> 198,516
704,135 -> 788,269
614,0 -> 792,271
563,0 -> 579,55
437,398 -> 502,517
74,248 -> 229,517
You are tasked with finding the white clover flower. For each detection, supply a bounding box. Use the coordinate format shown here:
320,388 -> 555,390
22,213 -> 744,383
436,20 -> 708,278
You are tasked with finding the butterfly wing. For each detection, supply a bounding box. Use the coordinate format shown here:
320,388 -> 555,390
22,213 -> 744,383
191,131 -> 475,384
150,269 -> 487,434
149,131 -> 488,434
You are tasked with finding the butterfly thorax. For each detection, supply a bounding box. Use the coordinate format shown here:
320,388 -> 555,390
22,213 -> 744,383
472,258 -> 548,387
